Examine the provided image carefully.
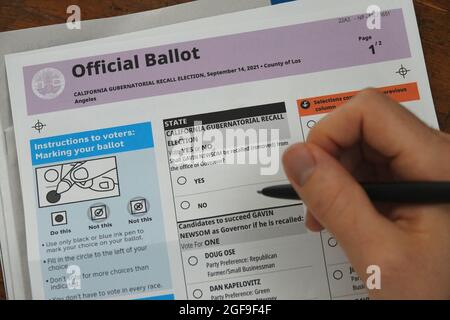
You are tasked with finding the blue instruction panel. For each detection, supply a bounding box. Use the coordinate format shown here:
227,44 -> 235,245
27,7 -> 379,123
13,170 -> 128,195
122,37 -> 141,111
31,123 -> 174,300
30,122 -> 154,165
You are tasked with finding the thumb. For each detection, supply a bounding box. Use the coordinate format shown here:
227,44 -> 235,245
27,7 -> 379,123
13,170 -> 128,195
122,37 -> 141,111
282,143 -> 395,264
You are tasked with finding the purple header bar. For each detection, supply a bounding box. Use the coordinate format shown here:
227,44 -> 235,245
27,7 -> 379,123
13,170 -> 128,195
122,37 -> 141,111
24,9 -> 410,115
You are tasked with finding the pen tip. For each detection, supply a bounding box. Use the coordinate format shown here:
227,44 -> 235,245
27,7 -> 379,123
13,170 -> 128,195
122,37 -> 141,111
257,190 -> 262,194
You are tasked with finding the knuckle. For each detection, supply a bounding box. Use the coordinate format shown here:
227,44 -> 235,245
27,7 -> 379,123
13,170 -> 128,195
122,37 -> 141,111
351,88 -> 384,111
358,88 -> 385,106
359,87 -> 379,99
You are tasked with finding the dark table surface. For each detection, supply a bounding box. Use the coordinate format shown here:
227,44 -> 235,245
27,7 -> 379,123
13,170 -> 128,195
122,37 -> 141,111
0,0 -> 448,299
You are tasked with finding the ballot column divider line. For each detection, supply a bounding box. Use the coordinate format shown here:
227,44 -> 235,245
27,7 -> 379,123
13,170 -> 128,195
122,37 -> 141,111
319,231 -> 333,300
164,128 -> 189,299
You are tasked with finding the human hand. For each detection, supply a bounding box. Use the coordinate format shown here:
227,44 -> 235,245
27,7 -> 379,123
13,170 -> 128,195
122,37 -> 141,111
282,89 -> 450,299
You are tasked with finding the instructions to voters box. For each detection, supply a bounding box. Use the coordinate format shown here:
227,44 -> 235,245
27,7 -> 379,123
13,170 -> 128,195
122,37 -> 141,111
5,0 -> 439,300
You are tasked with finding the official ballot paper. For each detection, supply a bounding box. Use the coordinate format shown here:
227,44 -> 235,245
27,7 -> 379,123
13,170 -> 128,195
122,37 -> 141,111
5,0 -> 438,300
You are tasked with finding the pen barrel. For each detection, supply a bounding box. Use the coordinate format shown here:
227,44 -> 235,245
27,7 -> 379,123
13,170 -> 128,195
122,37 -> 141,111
363,182 -> 450,203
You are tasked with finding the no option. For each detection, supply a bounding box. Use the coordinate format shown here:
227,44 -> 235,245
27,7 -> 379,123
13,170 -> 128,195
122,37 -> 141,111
163,102 -> 292,220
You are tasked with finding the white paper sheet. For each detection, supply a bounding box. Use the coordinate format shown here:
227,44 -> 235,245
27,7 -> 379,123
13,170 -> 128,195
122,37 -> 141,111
0,0 -> 271,299
4,0 -> 437,300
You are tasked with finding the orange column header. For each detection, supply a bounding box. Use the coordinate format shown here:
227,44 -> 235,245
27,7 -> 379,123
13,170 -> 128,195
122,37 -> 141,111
297,82 -> 420,117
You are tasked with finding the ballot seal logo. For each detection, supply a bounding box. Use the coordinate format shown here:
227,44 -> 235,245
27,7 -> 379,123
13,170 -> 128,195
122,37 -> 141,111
31,67 -> 65,100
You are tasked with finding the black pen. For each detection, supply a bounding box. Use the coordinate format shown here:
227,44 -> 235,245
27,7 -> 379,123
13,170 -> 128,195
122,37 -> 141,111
258,182 -> 450,203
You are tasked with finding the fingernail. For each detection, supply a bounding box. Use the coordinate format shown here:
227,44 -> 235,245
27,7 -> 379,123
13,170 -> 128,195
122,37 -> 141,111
283,144 -> 316,187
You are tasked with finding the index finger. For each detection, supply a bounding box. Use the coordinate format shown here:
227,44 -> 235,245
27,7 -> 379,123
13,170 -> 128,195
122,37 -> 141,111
306,89 -> 448,180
